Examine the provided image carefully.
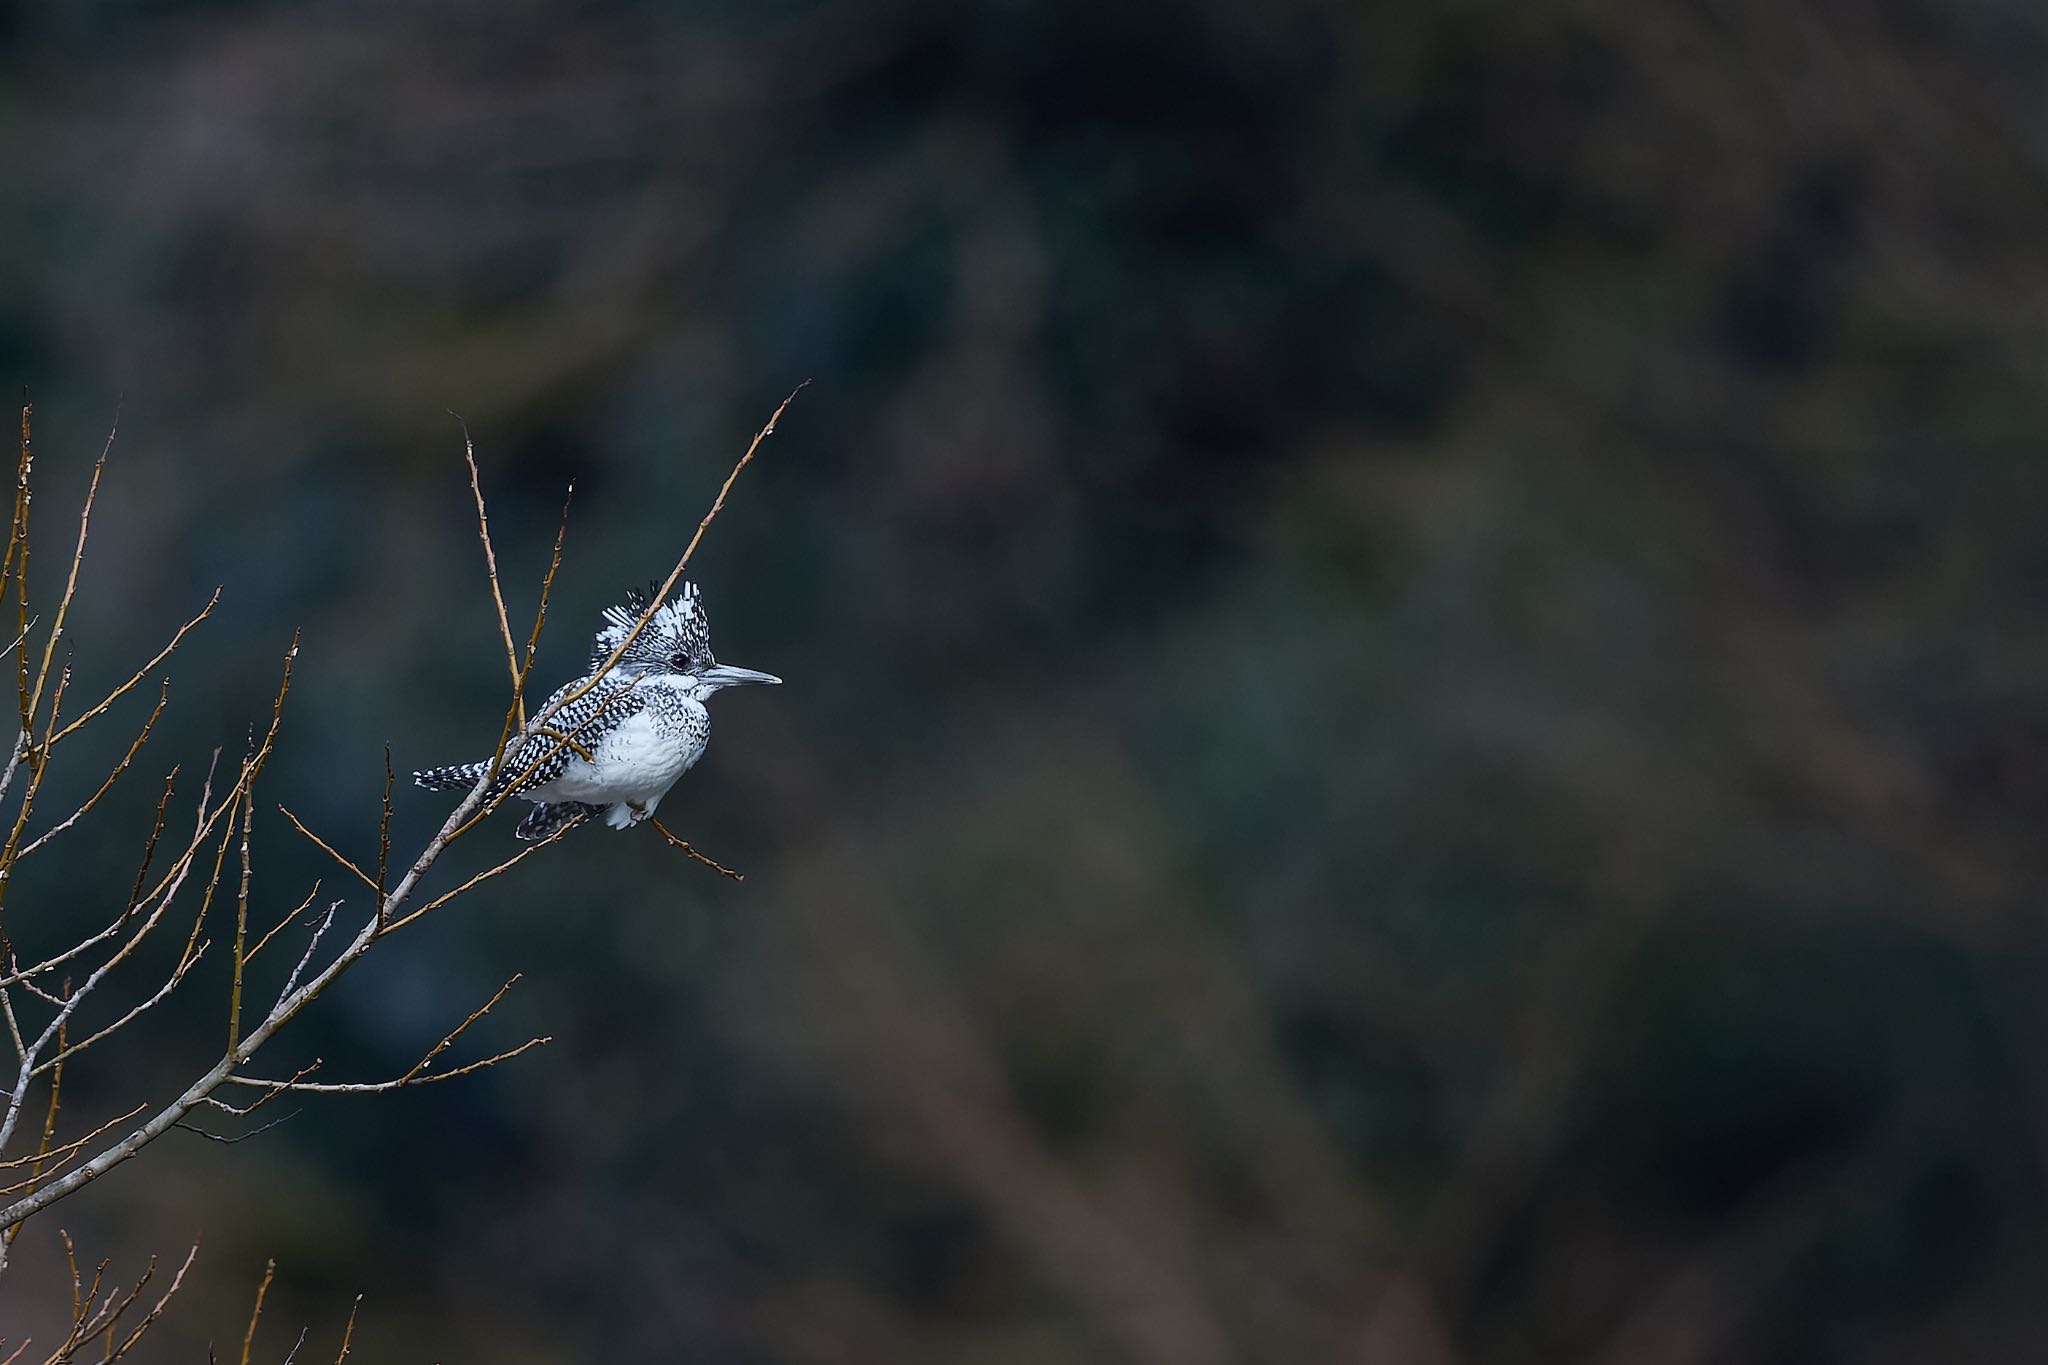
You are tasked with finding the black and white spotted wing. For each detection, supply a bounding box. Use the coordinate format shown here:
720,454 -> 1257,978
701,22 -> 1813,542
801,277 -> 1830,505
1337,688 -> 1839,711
412,673 -> 649,797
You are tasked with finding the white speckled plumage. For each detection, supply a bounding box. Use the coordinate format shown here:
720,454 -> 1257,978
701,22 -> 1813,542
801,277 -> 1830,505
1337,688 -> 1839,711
414,581 -> 779,839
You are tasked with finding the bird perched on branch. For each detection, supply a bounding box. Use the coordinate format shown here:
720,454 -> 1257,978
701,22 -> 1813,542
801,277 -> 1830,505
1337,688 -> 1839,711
414,581 -> 780,840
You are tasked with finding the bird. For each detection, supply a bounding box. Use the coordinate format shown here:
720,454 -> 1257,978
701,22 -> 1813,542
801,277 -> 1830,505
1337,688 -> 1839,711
413,580 -> 780,840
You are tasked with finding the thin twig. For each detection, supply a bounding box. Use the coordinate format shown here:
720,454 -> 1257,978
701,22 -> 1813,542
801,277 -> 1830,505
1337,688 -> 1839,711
380,821 -> 575,934
375,745 -> 394,917
454,414 -> 526,726
173,1109 -> 297,1145
276,805 -> 378,895
0,763 -> 222,1151
123,767 -> 178,917
0,896 -> 138,988
229,764 -> 258,1049
60,1228 -> 88,1328
240,1259 -> 274,1365
226,975 -> 544,1098
11,404 -> 35,743
520,484 -> 574,697
246,881 -> 323,965
485,482 -> 574,777
226,1038 -> 549,1095
332,1296 -> 362,1364
203,1060 -> 321,1119
16,679 -> 167,858
49,1239 -> 171,1363
0,1107 -> 147,1192
400,975 -> 521,1082
107,1243 -> 197,1361
47,589 -> 217,748
277,905 -> 338,1006
0,616 -> 37,804
0,660 -> 72,896
0,726 -> 24,813
31,943 -> 208,1077
182,781 -> 244,970
647,816 -> 744,881
25,417 -> 109,726
22,1000 -> 63,1183
0,977 -> 22,1065
132,748 -> 242,914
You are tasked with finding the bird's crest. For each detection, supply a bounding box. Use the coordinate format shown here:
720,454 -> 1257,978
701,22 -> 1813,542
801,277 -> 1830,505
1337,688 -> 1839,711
590,580 -> 715,673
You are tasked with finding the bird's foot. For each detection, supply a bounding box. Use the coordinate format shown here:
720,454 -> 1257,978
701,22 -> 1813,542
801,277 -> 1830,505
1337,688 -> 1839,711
602,799 -> 654,831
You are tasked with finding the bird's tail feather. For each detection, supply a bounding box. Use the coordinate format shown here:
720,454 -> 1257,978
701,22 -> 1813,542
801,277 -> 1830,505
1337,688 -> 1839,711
412,759 -> 495,792
516,802 -> 603,841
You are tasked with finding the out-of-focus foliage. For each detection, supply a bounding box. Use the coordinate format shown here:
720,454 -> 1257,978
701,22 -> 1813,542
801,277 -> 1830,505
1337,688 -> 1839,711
3,0 -> 2048,1360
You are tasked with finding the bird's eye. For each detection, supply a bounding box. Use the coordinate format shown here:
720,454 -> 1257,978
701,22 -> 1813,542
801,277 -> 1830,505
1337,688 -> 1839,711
669,652 -> 691,670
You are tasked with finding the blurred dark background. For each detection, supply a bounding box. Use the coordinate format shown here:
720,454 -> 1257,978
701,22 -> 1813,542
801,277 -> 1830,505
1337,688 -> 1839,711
3,0 -> 2048,1360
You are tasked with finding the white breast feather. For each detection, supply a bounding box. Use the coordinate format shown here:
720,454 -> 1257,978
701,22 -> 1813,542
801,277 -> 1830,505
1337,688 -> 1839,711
534,702 -> 705,806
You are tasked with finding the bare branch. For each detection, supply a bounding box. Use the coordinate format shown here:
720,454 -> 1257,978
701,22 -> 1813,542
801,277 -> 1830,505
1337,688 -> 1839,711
454,414 -> 526,726
0,829 -> 433,1228
42,1236 -> 191,1365
226,1037 -> 548,1095
60,1228 -> 90,1332
519,484 -> 574,698
245,881 -> 323,965
375,746 -> 394,913
275,806 -> 378,896
0,982 -> 22,1068
229,766 -> 258,1049
533,383 -> 803,727
381,821 -> 575,934
240,1259 -> 275,1365
11,979 -> 60,1009
0,728 -> 24,813
0,901 -> 136,987
276,905 -> 338,1006
32,942 -> 208,1078
47,588 -> 217,749
132,749 -> 237,913
203,1055 -> 319,1121
228,974 -> 545,1099
172,1110 -> 297,1145
204,1060 -> 321,1120
106,1243 -> 196,1361
123,767 -> 178,917
17,679 -> 168,858
400,974 -> 521,1083
23,1005 -> 63,1176
0,762 -> 223,1153
332,1296 -> 362,1364
10,404 -> 35,741
25,417 -> 109,726
183,781 -> 244,971
0,660 -> 72,887
0,1107 -> 148,1192
647,816 -> 744,881
485,481 -> 574,777
0,626 -> 39,811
